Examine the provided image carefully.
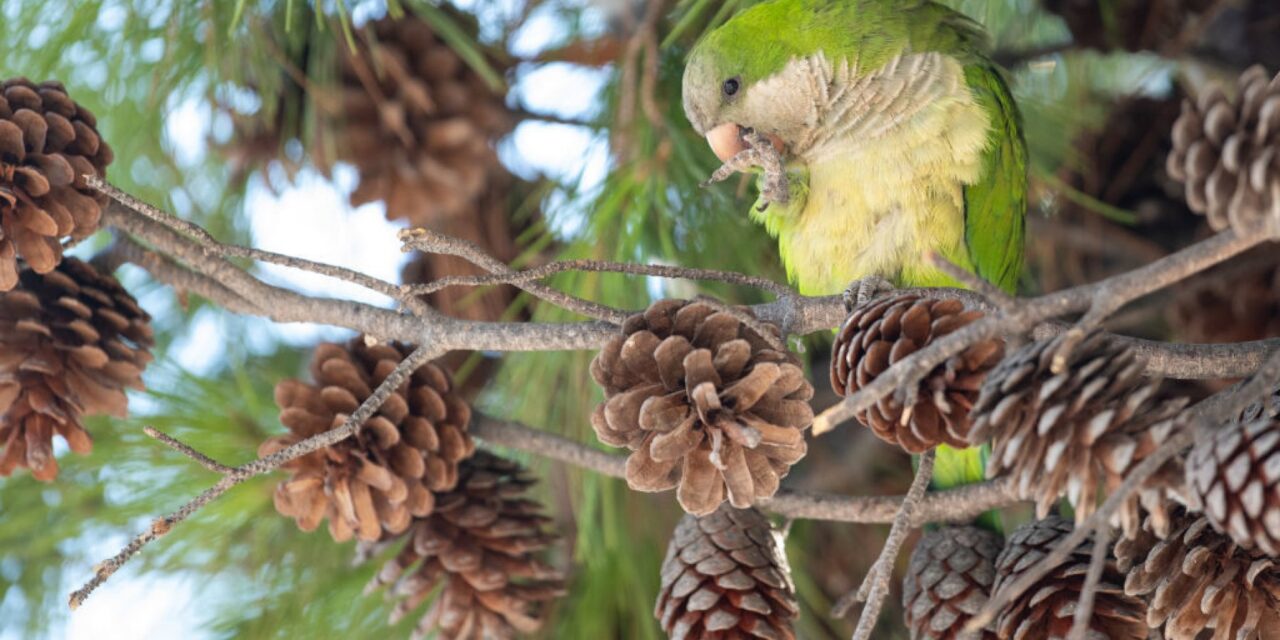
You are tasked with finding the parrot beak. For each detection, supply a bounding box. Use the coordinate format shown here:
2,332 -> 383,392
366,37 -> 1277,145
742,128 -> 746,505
706,123 -> 746,162
705,123 -> 785,162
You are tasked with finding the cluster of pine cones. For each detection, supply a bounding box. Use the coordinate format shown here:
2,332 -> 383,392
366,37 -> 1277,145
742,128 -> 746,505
0,78 -> 144,482
262,338 -> 564,639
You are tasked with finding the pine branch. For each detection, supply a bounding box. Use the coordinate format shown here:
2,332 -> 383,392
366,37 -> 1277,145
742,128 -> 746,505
814,226 -> 1280,434
69,344 -> 442,609
469,414 -> 1019,524
103,193 -> 1280,379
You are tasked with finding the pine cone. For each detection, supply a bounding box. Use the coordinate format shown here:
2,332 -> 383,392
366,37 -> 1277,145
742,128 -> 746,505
590,299 -> 814,516
1185,415 -> 1280,555
1115,509 -> 1280,639
655,505 -> 798,640
315,15 -> 512,226
1238,385 -> 1280,424
970,332 -> 1189,536
260,338 -> 475,542
831,294 -> 1003,453
990,517 -> 1147,640
1041,0 -> 1217,53
365,451 -> 564,640
902,526 -> 1002,640
0,258 -> 152,480
0,78 -> 113,290
1167,66 -> 1280,232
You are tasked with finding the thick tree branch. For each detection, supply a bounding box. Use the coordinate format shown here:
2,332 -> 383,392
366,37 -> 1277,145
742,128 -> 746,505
100,192 -> 1280,381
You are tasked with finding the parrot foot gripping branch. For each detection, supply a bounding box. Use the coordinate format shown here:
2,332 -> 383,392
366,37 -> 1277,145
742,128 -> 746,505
841,274 -> 896,309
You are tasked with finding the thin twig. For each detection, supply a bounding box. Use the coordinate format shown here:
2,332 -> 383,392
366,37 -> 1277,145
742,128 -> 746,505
469,414 -> 1021,524
143,426 -> 234,474
88,178 -> 431,316
403,258 -> 796,299
399,228 -> 627,323
1067,526 -> 1113,640
926,252 -> 1016,311
834,450 -> 935,639
69,345 -> 441,609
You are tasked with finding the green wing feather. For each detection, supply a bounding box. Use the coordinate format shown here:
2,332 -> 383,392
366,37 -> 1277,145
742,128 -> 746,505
961,63 -> 1027,294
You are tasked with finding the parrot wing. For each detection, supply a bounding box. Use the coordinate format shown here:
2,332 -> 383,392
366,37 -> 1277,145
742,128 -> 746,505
961,63 -> 1027,295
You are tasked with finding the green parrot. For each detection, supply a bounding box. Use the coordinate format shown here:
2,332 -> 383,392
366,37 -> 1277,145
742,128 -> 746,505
682,0 -> 1026,490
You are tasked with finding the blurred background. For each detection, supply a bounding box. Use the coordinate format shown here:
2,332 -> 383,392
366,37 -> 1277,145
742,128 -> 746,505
0,0 -> 1277,638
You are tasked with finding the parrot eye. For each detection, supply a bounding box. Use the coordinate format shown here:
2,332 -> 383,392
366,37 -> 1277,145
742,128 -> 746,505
722,77 -> 741,98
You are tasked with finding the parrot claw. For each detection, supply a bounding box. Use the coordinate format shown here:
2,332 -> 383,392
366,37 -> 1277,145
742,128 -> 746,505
841,275 -> 895,311
702,129 -> 790,210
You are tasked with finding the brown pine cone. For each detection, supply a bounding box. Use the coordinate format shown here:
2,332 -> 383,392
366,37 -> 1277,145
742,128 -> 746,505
990,517 -> 1147,640
1115,509 -> 1280,639
970,332 -> 1189,536
902,526 -> 1002,640
0,258 -> 152,480
1042,0 -> 1217,53
655,505 -> 797,640
831,294 -> 1003,453
0,78 -> 113,290
590,299 -> 814,516
260,338 -> 475,542
1185,416 -> 1280,555
314,14 -> 513,226
365,451 -> 564,640
1166,66 -> 1280,232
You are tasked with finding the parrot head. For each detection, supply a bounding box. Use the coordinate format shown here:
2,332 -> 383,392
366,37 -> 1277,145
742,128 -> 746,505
681,5 -> 812,163
682,0 -> 986,163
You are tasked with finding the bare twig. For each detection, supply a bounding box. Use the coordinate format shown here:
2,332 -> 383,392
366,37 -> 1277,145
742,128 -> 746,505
1067,526 -> 1113,640
834,450 -> 936,637
926,252 -> 1016,311
143,426 -> 234,474
399,228 -> 627,323
69,345 -> 442,609
404,258 -> 796,299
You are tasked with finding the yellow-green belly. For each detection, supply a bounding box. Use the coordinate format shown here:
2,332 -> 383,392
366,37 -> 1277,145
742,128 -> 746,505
765,86 -> 992,296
